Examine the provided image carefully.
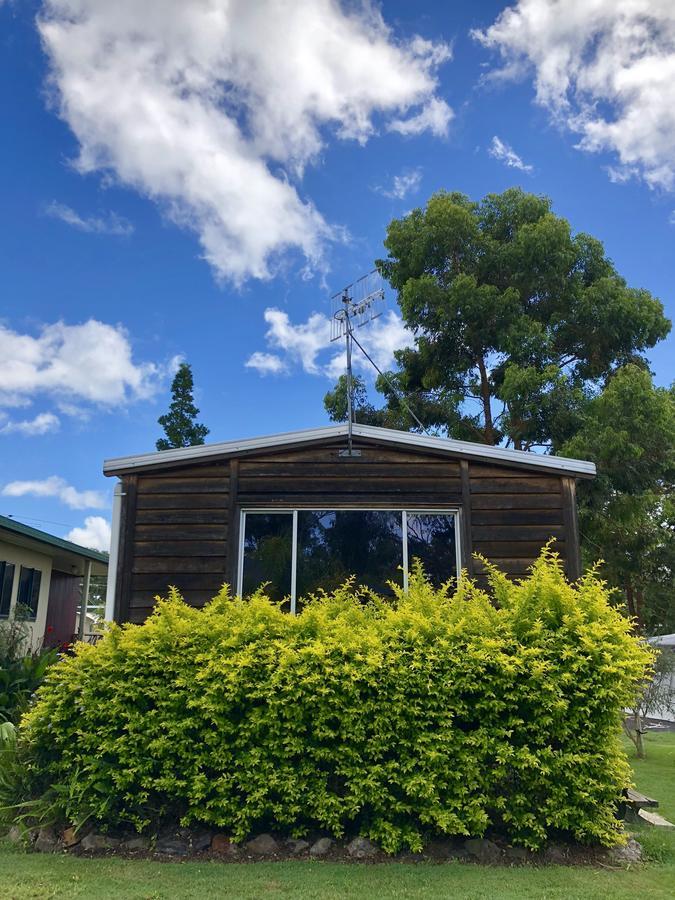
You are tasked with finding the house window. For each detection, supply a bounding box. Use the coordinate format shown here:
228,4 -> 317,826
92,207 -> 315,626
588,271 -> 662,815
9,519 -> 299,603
17,567 -> 42,620
238,509 -> 460,612
0,562 -> 15,618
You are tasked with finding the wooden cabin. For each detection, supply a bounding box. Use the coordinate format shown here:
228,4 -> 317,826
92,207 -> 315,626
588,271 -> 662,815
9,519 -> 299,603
102,424 -> 595,624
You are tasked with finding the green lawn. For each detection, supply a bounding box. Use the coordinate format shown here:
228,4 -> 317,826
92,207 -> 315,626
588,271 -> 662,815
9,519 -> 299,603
1,732 -> 673,900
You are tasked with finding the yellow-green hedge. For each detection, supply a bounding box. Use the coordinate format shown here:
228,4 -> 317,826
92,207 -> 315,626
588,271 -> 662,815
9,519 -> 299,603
19,550 -> 650,851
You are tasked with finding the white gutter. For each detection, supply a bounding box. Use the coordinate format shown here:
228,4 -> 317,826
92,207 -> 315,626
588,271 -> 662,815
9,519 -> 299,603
104,480 -> 123,621
103,423 -> 596,478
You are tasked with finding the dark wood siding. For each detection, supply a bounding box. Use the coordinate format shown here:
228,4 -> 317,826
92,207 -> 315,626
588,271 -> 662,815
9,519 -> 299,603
123,461 -> 230,623
115,437 -> 583,622
468,463 -> 569,580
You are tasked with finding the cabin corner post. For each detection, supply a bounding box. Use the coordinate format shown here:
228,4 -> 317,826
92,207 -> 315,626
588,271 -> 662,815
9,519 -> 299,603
227,459 -> 240,593
104,480 -> 124,621
115,475 -> 137,623
561,476 -> 582,581
459,460 -> 474,577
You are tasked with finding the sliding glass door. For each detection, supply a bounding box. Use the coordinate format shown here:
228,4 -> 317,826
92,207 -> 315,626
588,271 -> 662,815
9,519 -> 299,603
238,508 -> 460,611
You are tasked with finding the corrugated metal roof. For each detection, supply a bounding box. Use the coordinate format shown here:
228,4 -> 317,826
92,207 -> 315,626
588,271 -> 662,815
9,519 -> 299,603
103,423 -> 596,477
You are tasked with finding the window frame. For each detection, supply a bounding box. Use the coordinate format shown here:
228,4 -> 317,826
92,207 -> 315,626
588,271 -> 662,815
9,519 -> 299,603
237,507 -> 462,613
17,566 -> 42,621
0,561 -> 16,619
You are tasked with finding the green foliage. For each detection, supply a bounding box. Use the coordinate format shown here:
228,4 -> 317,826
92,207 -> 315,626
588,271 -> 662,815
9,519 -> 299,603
325,188 -> 670,450
562,365 -> 675,632
0,612 -> 59,724
17,551 -> 650,852
156,362 -> 209,451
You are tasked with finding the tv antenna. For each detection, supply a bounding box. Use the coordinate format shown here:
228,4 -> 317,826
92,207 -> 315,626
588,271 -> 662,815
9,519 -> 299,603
330,270 -> 385,457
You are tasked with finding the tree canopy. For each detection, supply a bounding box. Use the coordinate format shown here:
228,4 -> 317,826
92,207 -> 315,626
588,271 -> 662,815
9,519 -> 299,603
324,188 -> 673,632
562,365 -> 675,632
156,363 -> 209,451
326,188 -> 670,451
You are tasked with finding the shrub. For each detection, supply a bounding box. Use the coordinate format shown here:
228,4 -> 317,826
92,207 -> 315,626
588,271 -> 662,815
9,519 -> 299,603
0,611 -> 59,724
16,549 -> 650,852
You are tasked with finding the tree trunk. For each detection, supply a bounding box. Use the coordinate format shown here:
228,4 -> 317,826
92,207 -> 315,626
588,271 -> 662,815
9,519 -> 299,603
476,356 -> 496,444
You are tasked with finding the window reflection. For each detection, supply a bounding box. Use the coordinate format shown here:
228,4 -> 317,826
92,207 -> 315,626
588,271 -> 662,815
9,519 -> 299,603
406,513 -> 457,587
297,510 -> 403,599
241,513 -> 293,603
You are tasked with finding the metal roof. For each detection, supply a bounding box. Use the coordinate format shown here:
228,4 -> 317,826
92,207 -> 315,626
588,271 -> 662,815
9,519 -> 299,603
0,514 -> 109,565
103,423 -> 596,477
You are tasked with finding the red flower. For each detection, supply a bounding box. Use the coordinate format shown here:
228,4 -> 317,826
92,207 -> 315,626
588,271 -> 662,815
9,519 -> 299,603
46,625 -> 54,633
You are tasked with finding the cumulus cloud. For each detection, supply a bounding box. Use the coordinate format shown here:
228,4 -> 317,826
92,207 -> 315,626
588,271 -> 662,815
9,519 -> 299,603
388,97 -> 454,137
244,352 -> 288,377
488,136 -> 533,173
1,476 -> 106,510
66,516 -> 111,551
0,319 -> 173,413
473,1 -> 675,190
376,168 -> 423,200
45,201 -> 134,236
246,308 -> 414,379
39,0 -> 452,284
0,412 -> 60,436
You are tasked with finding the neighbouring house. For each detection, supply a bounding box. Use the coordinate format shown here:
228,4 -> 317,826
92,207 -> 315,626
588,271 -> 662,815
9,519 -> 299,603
647,634 -> 675,723
102,424 -> 595,624
0,514 -> 109,649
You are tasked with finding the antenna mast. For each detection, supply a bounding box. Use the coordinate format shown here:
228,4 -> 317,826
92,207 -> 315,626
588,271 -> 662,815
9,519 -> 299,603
330,270 -> 385,457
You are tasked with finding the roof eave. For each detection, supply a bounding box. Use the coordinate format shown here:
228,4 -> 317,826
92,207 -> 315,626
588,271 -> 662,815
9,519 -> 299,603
103,424 -> 596,478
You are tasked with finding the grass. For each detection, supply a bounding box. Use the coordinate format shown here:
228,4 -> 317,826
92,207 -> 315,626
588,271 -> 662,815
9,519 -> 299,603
0,732 -> 673,900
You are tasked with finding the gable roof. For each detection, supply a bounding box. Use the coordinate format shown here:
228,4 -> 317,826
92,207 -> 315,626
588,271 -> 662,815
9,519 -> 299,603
103,423 -> 596,478
0,514 -> 109,565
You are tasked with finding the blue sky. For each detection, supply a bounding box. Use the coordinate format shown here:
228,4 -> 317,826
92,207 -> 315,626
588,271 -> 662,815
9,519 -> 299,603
1,0 -> 674,550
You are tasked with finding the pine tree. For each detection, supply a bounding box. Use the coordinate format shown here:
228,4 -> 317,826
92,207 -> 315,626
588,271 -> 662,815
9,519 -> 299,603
156,363 -> 209,451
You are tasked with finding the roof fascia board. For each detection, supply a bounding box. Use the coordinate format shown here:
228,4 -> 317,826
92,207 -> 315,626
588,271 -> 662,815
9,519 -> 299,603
103,424 -> 595,478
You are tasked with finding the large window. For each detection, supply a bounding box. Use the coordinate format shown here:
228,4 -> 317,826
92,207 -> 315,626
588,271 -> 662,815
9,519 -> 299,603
17,567 -> 41,621
238,509 -> 460,612
0,562 -> 15,618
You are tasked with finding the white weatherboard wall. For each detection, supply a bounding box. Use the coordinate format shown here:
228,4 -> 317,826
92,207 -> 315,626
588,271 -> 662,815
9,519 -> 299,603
0,539 -> 52,651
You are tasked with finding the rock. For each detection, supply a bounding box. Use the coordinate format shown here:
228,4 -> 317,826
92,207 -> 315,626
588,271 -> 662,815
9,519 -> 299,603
424,839 -> 457,861
544,843 -> 567,864
347,837 -> 378,859
464,838 -> 501,864
246,833 -> 279,856
190,830 -> 213,853
397,851 -> 426,863
637,810 -> 675,829
8,825 -> 24,844
155,835 -> 189,857
62,827 -> 80,848
34,827 -> 59,853
609,839 -> 643,864
121,835 -> 151,852
309,837 -> 333,857
81,832 -> 120,852
211,834 -> 240,857
504,845 -> 529,863
287,838 -> 310,855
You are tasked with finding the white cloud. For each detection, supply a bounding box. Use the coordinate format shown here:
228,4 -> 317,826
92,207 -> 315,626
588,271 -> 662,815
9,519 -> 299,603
244,352 -> 288,377
376,168 -> 423,200
488,136 -> 533,173
0,412 -> 60,436
39,0 -> 452,284
246,307 -> 414,380
474,1 -> 675,191
668,210 -> 675,225
45,201 -> 133,236
2,476 -> 106,510
0,319 -> 171,412
388,97 -> 454,137
65,516 -> 111,551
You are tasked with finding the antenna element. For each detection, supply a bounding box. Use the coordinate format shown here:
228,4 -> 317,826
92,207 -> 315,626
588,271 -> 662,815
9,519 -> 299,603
330,270 -> 385,456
